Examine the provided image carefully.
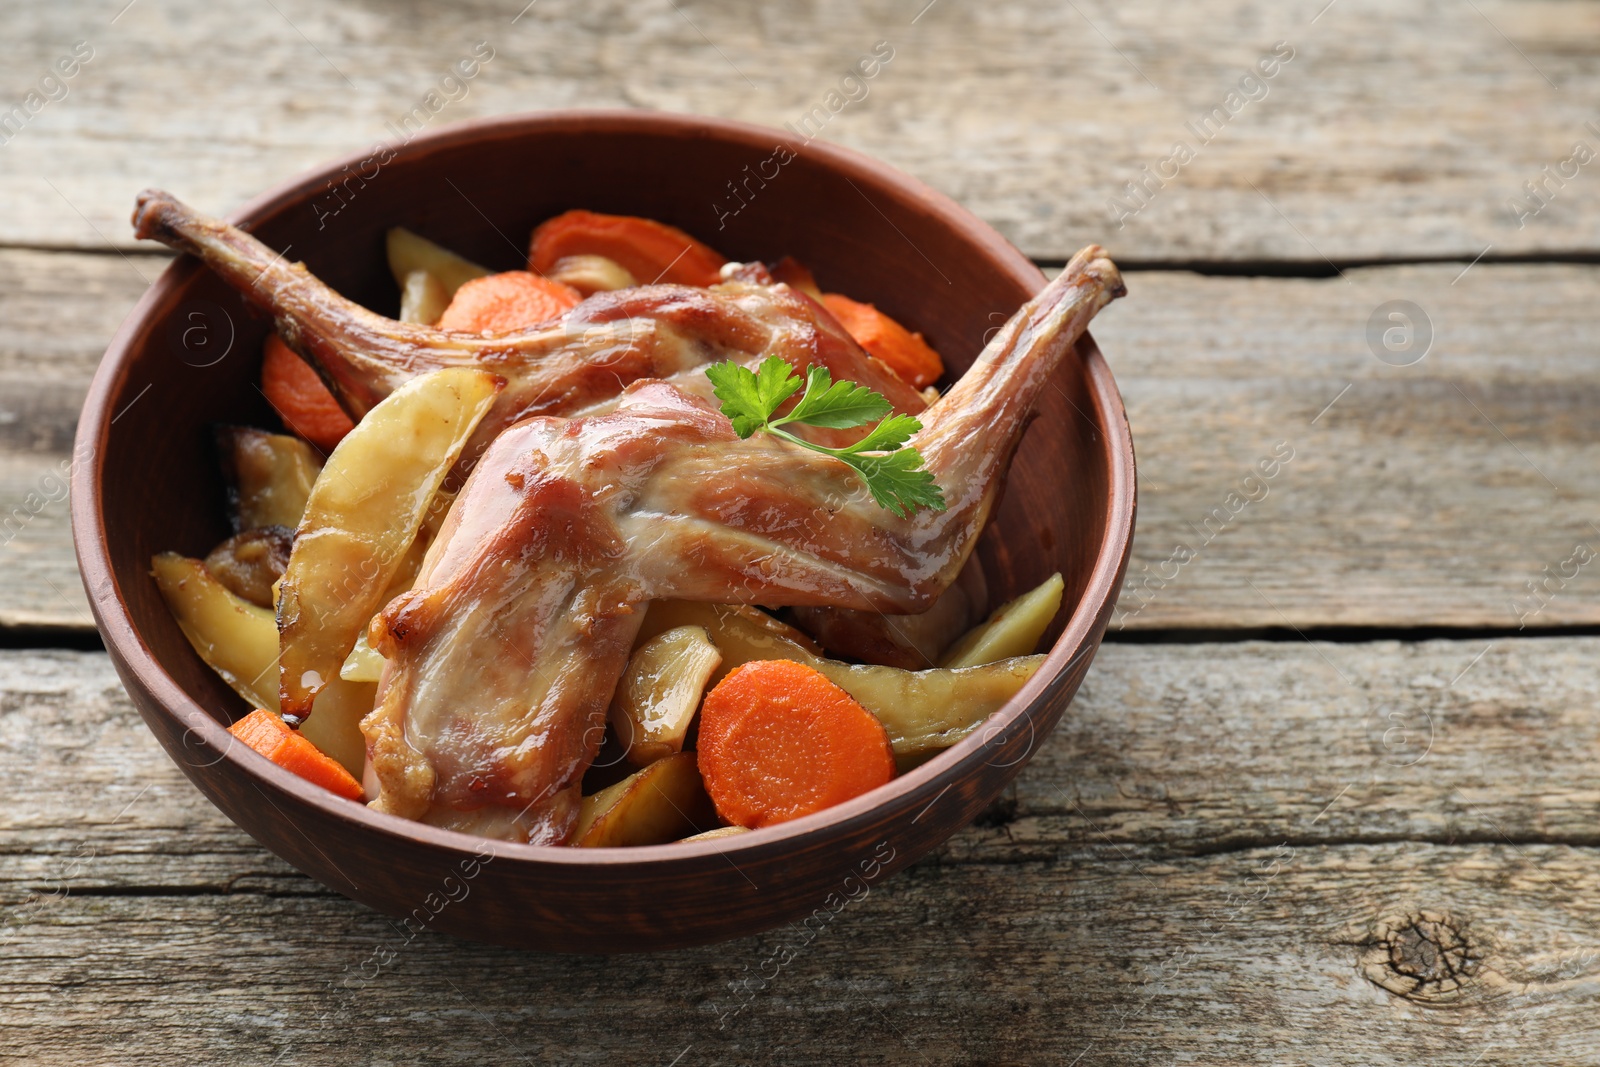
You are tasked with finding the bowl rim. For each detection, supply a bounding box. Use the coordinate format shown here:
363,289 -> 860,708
71,108 -> 1135,869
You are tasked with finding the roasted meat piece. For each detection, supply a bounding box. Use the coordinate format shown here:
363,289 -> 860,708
202,526 -> 293,609
363,246 -> 1125,842
131,191 -> 925,463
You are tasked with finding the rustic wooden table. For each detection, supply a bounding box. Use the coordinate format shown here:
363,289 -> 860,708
5,1 -> 1599,1063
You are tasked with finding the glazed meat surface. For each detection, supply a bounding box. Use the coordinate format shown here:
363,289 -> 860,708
131,191 -> 925,462
363,246 -> 1126,842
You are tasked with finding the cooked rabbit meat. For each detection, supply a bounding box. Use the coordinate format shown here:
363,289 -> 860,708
364,246 -> 1125,842
133,190 -> 984,670
131,190 -> 925,462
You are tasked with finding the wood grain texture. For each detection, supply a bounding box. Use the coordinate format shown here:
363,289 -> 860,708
1094,261 -> 1600,630
5,252 -> 1596,632
0,249 -> 162,630
3,0 -> 1598,261
8,844 -> 1600,1066
8,638 -> 1599,882
4,643 -> 1600,1064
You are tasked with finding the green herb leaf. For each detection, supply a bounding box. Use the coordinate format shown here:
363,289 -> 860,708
838,412 -> 921,456
777,365 -> 893,430
705,356 -> 803,438
838,447 -> 947,519
706,358 -> 947,516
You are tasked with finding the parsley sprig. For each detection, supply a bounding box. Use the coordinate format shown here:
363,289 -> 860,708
705,356 -> 946,518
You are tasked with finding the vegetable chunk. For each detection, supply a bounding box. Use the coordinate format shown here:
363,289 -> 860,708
610,625 -> 723,767
385,226 -> 490,296
821,293 -> 945,389
639,601 -> 1043,758
276,367 -> 501,723
215,426 -> 322,531
573,753 -> 719,847
228,708 -> 363,800
941,572 -> 1065,668
150,552 -> 372,774
261,334 -> 355,451
697,660 -> 895,828
528,210 -> 727,288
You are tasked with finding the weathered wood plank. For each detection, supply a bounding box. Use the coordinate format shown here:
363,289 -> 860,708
7,636 -> 1600,882
5,252 -> 1597,632
5,646 -> 1600,1064
6,848 -> 1599,1065
3,0 -> 1598,261
1097,262 -> 1600,630
0,249 -> 162,630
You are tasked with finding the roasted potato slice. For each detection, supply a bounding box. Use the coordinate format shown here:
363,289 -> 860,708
649,599 -> 1043,758
215,426 -> 321,531
203,526 -> 293,609
547,254 -> 637,295
337,488 -> 456,685
610,625 -> 721,767
298,675 -> 376,779
152,552 -> 277,710
339,629 -> 385,684
808,656 -> 1041,757
385,227 -> 489,297
572,753 -> 719,847
940,573 -> 1065,668
150,553 -> 371,774
398,269 -> 450,325
636,600 -> 821,660
276,368 -> 501,721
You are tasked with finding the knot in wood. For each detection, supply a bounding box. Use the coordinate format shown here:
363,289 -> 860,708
1360,911 -> 1481,1002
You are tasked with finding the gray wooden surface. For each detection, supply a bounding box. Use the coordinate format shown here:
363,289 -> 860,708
2,0 -> 1597,1063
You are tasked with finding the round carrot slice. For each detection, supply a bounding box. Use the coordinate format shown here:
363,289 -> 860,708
436,270 -> 582,334
529,210 -> 728,288
260,333 -> 354,452
821,293 -> 945,389
696,659 -> 895,828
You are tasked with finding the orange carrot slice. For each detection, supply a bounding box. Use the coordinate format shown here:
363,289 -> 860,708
529,210 -> 727,288
820,293 -> 945,389
260,334 -> 355,452
696,659 -> 895,829
227,708 -> 364,800
436,270 -> 582,334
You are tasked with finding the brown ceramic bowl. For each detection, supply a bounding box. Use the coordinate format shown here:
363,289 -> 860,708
71,110 -> 1134,952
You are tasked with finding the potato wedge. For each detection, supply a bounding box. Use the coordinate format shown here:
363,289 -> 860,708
152,553 -> 278,711
276,368 -> 501,721
610,625 -> 721,767
298,675 -> 376,778
215,426 -> 321,531
151,553 -> 372,775
652,600 -> 1043,758
398,268 -> 450,325
808,656 -> 1042,757
547,254 -> 637,295
337,488 -> 456,685
385,227 -> 490,297
572,753 -> 719,847
339,629 -> 386,684
940,572 -> 1065,668
636,600 -> 821,661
